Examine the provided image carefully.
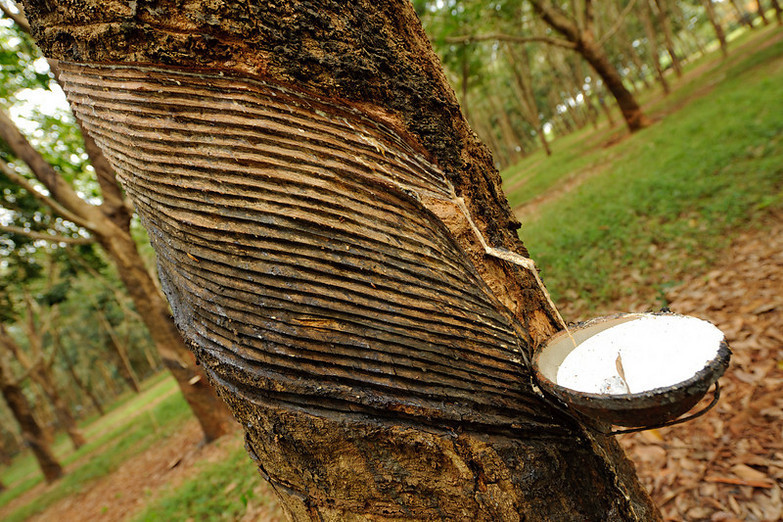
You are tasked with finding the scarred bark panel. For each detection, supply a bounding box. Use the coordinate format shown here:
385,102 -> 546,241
20,1 -> 661,518
58,62 -> 562,430
24,0 -> 563,335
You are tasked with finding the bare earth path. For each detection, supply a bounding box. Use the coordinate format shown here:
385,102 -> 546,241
25,421 -> 280,522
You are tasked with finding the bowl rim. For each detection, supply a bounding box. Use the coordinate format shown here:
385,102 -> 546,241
533,311 -> 732,406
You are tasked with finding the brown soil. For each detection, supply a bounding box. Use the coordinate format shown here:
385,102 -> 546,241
23,421 -> 281,522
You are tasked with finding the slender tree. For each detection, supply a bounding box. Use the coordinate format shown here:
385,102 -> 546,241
640,0 -> 670,94
0,349 -> 63,482
20,0 -> 661,518
771,0 -> 783,25
0,309 -> 87,450
702,0 -> 730,57
654,0 -> 683,77
729,0 -> 756,29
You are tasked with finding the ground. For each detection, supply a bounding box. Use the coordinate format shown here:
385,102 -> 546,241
2,210 -> 776,521
615,210 -> 783,521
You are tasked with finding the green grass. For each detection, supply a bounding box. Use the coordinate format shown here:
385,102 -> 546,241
133,443 -> 275,522
506,30 -> 783,316
0,374 -> 191,521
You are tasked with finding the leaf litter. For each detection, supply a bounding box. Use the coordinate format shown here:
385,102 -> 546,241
605,212 -> 783,521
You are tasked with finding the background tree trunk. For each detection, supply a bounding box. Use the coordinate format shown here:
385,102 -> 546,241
0,352 -> 63,483
640,0 -> 670,95
21,0 -> 661,518
703,0 -> 730,57
0,323 -> 86,449
530,0 -> 650,131
654,0 -> 683,78
771,0 -> 783,25
60,342 -> 105,416
507,45 -> 552,155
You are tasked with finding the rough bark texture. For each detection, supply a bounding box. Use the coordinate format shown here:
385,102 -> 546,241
0,353 -> 63,483
21,1 -> 660,519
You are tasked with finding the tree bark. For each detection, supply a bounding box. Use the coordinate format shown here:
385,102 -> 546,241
0,352 -> 63,483
21,0 -> 660,519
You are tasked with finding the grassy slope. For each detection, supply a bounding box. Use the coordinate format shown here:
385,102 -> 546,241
504,27 -> 783,319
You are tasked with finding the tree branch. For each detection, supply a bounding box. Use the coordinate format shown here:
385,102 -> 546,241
0,224 -> 94,245
0,158 -> 92,229
445,33 -> 576,49
0,111 -> 106,231
584,0 -> 595,36
0,324 -> 34,386
597,0 -> 638,45
529,0 -> 582,43
0,2 -> 31,33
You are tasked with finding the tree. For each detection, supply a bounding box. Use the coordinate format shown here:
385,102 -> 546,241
701,0 -> 729,57
0,348 -> 63,482
0,8 -> 235,441
446,0 -> 650,132
21,0 -> 660,518
0,303 -> 87,450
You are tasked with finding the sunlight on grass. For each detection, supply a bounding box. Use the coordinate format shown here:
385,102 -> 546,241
133,441 -> 276,522
509,32 -> 783,318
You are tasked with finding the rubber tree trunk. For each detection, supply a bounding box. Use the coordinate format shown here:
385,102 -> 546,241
506,45 -> 552,156
21,1 -> 661,519
703,0 -> 730,57
771,0 -> 783,25
98,312 -> 142,393
0,353 -> 63,483
0,324 -> 86,449
61,346 -> 105,416
640,0 -> 670,95
531,0 -> 650,131
729,0 -> 756,29
654,0 -> 683,78
756,0 -> 770,25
